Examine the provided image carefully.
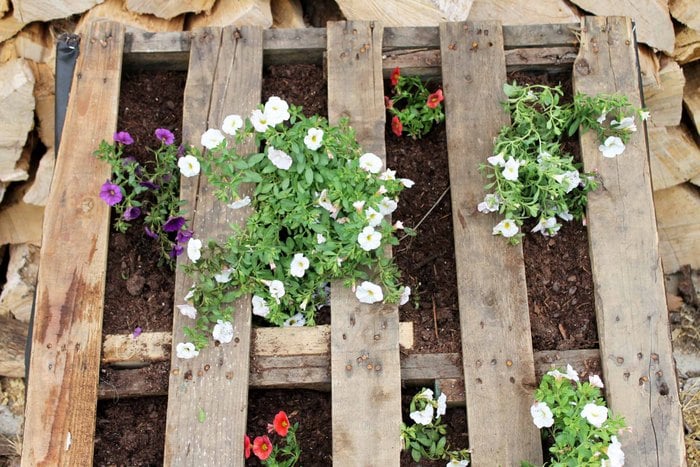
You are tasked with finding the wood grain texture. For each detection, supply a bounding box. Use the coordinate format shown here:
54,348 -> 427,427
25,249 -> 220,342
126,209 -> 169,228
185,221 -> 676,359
654,184 -> 700,272
573,16 -> 686,465
326,21 -> 402,466
163,25 -> 262,466
440,21 -> 542,465
0,315 -> 27,377
20,20 -> 124,467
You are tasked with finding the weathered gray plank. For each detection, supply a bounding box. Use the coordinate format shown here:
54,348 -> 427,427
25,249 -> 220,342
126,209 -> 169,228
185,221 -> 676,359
440,20 -> 542,465
327,20 -> 402,466
573,16 -> 686,466
164,26 -> 262,466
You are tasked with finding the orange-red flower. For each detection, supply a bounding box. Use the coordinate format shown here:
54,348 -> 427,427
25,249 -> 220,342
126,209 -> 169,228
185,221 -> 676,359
427,89 -> 444,109
273,411 -> 290,437
253,435 -> 273,461
391,116 -> 403,137
391,67 -> 401,87
244,435 -> 251,459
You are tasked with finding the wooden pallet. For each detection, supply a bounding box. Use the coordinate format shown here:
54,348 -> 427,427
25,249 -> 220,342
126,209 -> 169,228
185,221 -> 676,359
21,17 -> 685,466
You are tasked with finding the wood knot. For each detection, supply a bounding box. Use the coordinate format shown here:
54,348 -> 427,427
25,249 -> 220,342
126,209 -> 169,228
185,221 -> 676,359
575,59 -> 591,76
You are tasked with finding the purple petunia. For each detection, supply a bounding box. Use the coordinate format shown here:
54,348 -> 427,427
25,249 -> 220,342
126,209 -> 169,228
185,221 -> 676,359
114,131 -> 134,145
176,229 -> 193,243
132,326 -> 142,339
155,128 -> 175,145
163,216 -> 186,232
140,180 -> 160,190
144,226 -> 159,239
123,206 -> 141,221
169,244 -> 184,258
122,156 -> 138,166
100,180 -> 123,206
177,144 -> 186,158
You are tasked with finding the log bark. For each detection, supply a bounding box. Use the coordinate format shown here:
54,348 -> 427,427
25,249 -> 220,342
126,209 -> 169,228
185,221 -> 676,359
271,0 -> 305,29
186,0 -> 272,29
0,58 -> 35,183
649,125 -> 700,191
673,26 -> 700,65
76,0 -> 185,35
125,0 -> 215,20
335,0 -> 473,25
643,56 -> 686,127
13,0 -> 101,23
670,0 -> 700,30
468,0 -> 579,24
684,61 -> 700,135
0,243 -> 40,322
0,315 -> 28,378
654,183 -> 700,272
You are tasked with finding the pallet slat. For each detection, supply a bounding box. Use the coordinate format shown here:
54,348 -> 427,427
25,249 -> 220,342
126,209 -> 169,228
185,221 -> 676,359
440,20 -> 542,465
573,16 -> 686,465
164,26 -> 262,465
21,20 -> 124,466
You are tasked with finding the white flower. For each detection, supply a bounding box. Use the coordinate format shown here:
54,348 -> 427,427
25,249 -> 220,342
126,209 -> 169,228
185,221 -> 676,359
357,226 -> 382,251
377,185 -> 388,195
477,193 -> 501,213
531,401 -> 554,428
283,312 -> 306,327
487,152 -> 506,167
267,146 -> 293,170
176,342 -> 199,359
547,368 -> 566,380
531,217 -> 560,237
565,364 -> 580,382
251,109 -> 270,132
640,110 -> 650,121
316,189 -> 339,218
604,436 -> 625,467
599,136 -> 625,158
379,169 -> 396,180
436,392 -> 447,417
492,219 -> 519,238
597,112 -> 607,124
359,152 -> 382,174
221,114 -> 243,135
378,197 -> 398,215
589,374 -> 604,388
418,388 -> 434,400
200,128 -> 225,150
399,286 -> 411,306
290,253 -> 310,278
184,287 -> 195,301
365,207 -> 383,227
263,96 -> 290,125
581,402 -> 608,428
269,280 -> 285,303
355,281 -> 384,304
352,200 -> 366,212
214,268 -> 234,283
187,238 -> 202,263
177,304 -> 197,319
557,209 -> 574,222
446,460 -> 470,467
611,116 -> 637,132
304,127 -> 324,151
537,151 -> 553,164
409,404 -> 434,426
502,157 -> 523,181
227,196 -> 251,209
252,295 -> 270,318
393,220 -> 404,230
400,178 -> 415,188
553,170 -> 581,193
212,320 -> 234,344
316,233 -> 326,244
178,155 -> 200,177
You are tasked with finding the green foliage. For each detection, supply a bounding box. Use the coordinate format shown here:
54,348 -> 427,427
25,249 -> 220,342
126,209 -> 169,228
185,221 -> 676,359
386,67 -> 445,139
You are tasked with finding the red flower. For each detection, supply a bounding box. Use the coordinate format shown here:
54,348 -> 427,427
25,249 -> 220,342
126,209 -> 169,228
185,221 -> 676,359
391,67 -> 401,87
253,435 -> 273,461
427,89 -> 444,109
273,411 -> 290,437
391,116 -> 403,137
244,435 -> 251,459
384,95 -> 393,109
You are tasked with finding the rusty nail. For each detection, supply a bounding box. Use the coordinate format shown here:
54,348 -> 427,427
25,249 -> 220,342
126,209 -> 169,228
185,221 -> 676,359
204,364 -> 210,371
367,363 -> 373,370
616,356 -> 624,364
506,360 -> 513,367
346,364 -> 352,371
226,371 -> 234,380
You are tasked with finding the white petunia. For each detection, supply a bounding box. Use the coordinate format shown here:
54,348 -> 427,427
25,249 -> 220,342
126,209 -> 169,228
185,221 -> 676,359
304,127 -> 324,151
316,233 -> 326,244
178,155 -> 200,177
252,295 -> 270,318
604,436 -> 625,467
581,402 -> 608,428
212,320 -> 234,344
377,185 -> 388,195
564,364 -> 580,382
640,110 -> 650,121
557,209 -> 574,222
436,392 -> 447,417
250,109 -> 270,133
221,114 -> 243,135
365,207 -> 383,227
289,253 -> 310,278
227,196 -> 251,209
492,219 -> 519,238
263,96 -> 290,125
267,146 -> 293,170
269,280 -> 285,303
379,169 -> 396,180
184,287 -> 195,302
176,342 -> 199,359
214,268 -> 234,283
531,217 -> 560,237
409,404 -> 434,426
487,152 -> 506,167
399,286 -> 411,306
359,153 -> 383,174
477,193 -> 501,213
418,388 -> 434,400
393,220 -> 404,230
589,374 -> 604,389
597,112 -> 607,124
201,128 -> 225,150
611,116 -> 637,132
177,304 -> 197,319
357,226 -> 382,251
599,136 -> 625,158
355,281 -> 384,304
531,401 -> 554,428
553,170 -> 581,193
378,197 -> 398,215
446,460 -> 470,467
547,368 -> 566,380
400,178 -> 415,188
317,189 -> 339,218
283,312 -> 306,327
502,157 -> 523,181
187,238 -> 202,263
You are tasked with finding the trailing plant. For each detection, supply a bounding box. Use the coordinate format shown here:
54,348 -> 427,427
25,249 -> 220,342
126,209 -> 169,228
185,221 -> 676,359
385,66 -> 445,139
480,82 -> 649,243
245,410 -> 301,466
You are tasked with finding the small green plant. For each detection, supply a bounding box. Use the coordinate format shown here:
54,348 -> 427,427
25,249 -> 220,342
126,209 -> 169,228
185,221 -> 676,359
480,82 -> 648,243
245,411 -> 301,466
400,387 -> 470,465
385,66 -> 445,139
525,365 -> 627,466
95,128 -> 193,265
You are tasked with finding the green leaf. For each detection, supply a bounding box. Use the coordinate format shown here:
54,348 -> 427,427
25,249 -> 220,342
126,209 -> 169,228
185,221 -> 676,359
197,407 -> 206,423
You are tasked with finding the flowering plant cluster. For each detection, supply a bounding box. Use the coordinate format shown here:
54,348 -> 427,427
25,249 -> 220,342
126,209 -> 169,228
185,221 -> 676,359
385,66 -> 445,139
525,365 -> 627,466
481,82 -> 648,243
176,96 -> 414,352
400,388 -> 470,466
95,129 -> 194,265
245,410 -> 300,466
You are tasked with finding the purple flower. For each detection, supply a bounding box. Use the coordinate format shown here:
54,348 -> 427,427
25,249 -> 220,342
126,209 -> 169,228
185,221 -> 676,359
177,144 -> 186,158
176,229 -> 193,243
163,216 -> 186,232
144,226 -> 159,239
123,206 -> 141,221
122,156 -> 138,167
99,180 -> 123,206
140,180 -> 159,190
114,131 -> 134,145
162,174 -> 172,183
169,244 -> 184,258
155,128 -> 175,145
132,326 -> 142,339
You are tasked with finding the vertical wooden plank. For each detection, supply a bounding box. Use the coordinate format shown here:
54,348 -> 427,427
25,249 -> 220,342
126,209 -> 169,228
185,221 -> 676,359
164,25 -> 262,465
20,20 -> 124,467
573,16 -> 686,465
327,21 -> 402,466
439,21 -> 542,465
